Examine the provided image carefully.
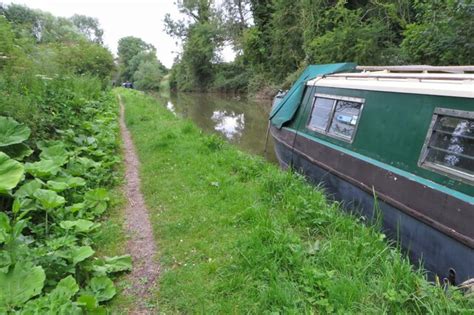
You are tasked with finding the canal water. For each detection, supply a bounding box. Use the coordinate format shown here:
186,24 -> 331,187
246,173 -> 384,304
157,92 -> 278,163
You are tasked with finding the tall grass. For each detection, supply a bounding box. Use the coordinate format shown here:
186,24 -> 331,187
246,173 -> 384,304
120,89 -> 472,313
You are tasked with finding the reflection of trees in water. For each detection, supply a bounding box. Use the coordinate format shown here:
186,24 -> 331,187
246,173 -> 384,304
444,120 -> 470,167
211,110 -> 245,140
162,92 -> 277,162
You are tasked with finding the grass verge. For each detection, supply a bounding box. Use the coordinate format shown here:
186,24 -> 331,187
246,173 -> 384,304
119,89 -> 473,313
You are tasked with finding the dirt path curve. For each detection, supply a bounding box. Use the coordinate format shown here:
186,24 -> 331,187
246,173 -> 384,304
118,95 -> 159,314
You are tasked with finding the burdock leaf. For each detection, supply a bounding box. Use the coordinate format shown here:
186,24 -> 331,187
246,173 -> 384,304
33,189 -> 66,209
92,255 -> 132,275
86,276 -> 116,302
39,143 -> 69,166
60,219 -> 100,233
25,159 -> 61,179
0,152 -> 24,192
0,262 -> 45,309
14,179 -> 43,198
0,116 -> 31,147
71,246 -> 95,265
1,143 -> 33,160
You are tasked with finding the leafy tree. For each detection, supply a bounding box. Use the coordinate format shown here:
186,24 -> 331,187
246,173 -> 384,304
54,40 -> 115,81
69,14 -> 104,44
168,0 -> 472,94
133,60 -> 165,91
166,0 -> 222,91
268,0 -> 304,81
401,0 -> 473,65
1,4 -> 83,43
241,0 -> 274,75
222,0 -> 252,50
117,36 -> 155,81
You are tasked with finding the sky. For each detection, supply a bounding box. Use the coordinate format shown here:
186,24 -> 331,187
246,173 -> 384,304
3,0 -> 233,68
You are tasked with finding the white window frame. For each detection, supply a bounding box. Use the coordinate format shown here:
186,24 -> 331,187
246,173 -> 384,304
418,107 -> 474,184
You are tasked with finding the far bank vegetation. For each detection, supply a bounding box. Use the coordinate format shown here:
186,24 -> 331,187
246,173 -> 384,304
165,0 -> 473,96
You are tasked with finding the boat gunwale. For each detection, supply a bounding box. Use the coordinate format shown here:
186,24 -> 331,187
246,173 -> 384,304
271,126 -> 474,249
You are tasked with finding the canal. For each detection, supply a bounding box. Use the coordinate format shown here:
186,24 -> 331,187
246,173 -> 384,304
157,92 -> 278,163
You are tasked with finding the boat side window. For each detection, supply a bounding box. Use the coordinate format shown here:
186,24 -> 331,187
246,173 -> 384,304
419,108 -> 474,183
307,94 -> 364,142
308,97 -> 334,131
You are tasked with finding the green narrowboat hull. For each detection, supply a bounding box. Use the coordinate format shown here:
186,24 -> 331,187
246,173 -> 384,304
270,64 -> 474,284
271,125 -> 473,283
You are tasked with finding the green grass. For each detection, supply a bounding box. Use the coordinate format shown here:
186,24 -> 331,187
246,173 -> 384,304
118,89 -> 473,314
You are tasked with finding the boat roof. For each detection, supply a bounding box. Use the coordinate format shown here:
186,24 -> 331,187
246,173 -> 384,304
307,65 -> 474,98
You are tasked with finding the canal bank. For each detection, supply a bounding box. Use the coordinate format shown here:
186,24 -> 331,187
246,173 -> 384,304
118,88 -> 472,313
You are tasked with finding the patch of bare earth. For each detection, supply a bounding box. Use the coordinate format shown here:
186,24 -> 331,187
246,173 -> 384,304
118,95 -> 160,314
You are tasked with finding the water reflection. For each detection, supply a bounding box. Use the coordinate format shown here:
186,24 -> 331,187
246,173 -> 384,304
156,92 -> 277,163
211,110 -> 245,140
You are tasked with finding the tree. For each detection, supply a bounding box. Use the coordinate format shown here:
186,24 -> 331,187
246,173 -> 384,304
165,0 -> 222,91
55,40 -> 115,81
117,36 -> 155,81
0,4 -> 100,44
268,0 -> 304,81
241,0 -> 274,75
69,14 -> 104,44
222,0 -> 252,50
401,0 -> 474,65
133,60 -> 165,90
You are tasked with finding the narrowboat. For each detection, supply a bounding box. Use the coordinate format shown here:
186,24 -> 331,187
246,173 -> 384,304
269,63 -> 474,284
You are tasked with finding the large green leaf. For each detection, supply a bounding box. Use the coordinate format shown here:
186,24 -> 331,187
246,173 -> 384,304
60,219 -> 100,233
86,276 -> 116,302
0,117 -> 31,147
84,188 -> 109,215
46,180 -> 70,192
39,143 -> 69,166
65,202 -> 85,214
14,179 -> 43,198
50,275 -> 79,298
25,159 -> 61,179
0,152 -> 24,192
21,275 -> 80,314
71,246 -> 95,265
47,176 -> 86,192
92,255 -> 132,276
33,189 -> 66,209
1,143 -> 33,161
0,262 -> 45,309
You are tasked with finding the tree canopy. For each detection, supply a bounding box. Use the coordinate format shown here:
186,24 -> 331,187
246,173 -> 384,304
117,36 -> 167,90
167,0 -> 474,94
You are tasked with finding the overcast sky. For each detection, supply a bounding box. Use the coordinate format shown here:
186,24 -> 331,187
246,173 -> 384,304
3,0 -> 231,68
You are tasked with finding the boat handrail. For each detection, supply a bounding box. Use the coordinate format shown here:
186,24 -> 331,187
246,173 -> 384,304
356,65 -> 474,74
329,72 -> 474,81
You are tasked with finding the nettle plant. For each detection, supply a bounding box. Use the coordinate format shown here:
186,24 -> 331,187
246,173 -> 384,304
0,98 -> 131,313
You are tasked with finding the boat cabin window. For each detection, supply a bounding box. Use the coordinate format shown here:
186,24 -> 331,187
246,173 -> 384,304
419,108 -> 474,183
307,94 -> 364,142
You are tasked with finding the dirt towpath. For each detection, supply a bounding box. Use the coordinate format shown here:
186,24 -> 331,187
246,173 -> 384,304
118,95 -> 159,314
